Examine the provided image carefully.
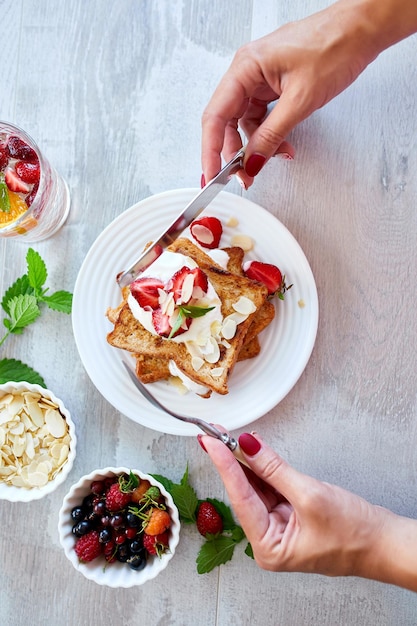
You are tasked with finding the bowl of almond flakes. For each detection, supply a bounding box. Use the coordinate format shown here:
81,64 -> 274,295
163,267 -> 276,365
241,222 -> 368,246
0,381 -> 76,501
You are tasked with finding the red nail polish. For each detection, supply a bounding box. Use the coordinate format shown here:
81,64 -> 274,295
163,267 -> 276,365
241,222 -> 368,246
197,434 -> 207,452
245,153 -> 266,177
200,173 -> 206,188
238,432 -> 261,456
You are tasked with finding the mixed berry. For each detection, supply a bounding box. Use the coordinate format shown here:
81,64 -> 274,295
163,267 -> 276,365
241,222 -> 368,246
0,132 -> 41,226
70,472 -> 172,570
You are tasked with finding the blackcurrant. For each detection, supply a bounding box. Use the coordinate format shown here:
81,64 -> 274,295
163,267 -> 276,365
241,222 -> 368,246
70,506 -> 85,523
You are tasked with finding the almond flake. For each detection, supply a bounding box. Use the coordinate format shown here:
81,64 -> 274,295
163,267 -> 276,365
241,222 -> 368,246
221,318 -> 237,340
210,367 -> 224,378
233,296 -> 257,315
226,216 -> 239,227
191,356 -> 204,371
230,234 -> 254,251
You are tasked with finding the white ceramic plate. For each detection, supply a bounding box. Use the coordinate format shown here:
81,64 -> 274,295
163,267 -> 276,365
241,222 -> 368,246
72,189 -> 318,436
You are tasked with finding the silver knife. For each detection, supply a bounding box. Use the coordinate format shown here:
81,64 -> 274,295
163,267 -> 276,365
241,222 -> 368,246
116,147 -> 245,287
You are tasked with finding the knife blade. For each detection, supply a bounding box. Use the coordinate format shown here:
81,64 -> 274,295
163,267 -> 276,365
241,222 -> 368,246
116,147 -> 245,287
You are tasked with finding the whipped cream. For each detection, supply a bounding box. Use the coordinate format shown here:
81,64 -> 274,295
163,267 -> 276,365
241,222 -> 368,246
127,250 -> 222,344
168,360 -> 209,396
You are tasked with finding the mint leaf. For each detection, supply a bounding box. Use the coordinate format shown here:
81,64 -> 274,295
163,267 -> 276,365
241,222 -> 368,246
40,290 -> 73,313
150,474 -> 175,494
0,172 -> 10,213
179,304 -> 215,318
0,358 -> 45,385
244,543 -> 254,559
26,248 -> 47,290
1,275 -> 33,315
8,294 -> 40,331
168,309 -> 185,339
171,482 -> 198,523
196,536 -> 236,574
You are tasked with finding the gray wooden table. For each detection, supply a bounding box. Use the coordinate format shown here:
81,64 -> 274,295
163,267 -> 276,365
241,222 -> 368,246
1,1 -> 417,624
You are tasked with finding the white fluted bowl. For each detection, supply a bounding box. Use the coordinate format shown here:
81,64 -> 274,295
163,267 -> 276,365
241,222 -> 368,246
58,467 -> 181,587
0,381 -> 76,502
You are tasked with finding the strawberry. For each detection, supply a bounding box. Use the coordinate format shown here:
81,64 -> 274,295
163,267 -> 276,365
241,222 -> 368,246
196,501 -> 223,537
170,266 -> 208,304
170,266 -> 192,304
0,148 -> 8,171
130,277 -> 165,309
144,508 -> 171,536
75,530 -> 102,563
190,267 -> 208,297
15,159 -> 40,184
190,216 -> 222,249
143,531 -> 169,556
26,182 -> 39,207
5,168 -> 30,193
6,135 -> 37,161
152,309 -> 172,337
243,260 -> 286,296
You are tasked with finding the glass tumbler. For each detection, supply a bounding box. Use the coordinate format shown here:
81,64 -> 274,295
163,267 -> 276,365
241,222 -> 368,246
0,121 -> 70,242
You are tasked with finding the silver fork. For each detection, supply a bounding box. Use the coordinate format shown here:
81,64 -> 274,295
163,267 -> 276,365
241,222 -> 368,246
122,360 -> 248,465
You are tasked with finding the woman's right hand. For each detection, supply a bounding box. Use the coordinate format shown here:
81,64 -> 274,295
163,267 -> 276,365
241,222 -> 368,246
201,0 -> 417,187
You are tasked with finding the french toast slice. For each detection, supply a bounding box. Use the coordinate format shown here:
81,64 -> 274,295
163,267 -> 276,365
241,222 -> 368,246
107,238 -> 268,395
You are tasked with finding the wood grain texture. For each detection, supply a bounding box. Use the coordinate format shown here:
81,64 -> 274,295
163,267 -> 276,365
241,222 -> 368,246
1,1 -> 417,624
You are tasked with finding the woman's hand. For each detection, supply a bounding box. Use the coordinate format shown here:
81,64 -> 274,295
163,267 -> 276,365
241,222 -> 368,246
201,0 -> 417,187
202,431 -> 387,577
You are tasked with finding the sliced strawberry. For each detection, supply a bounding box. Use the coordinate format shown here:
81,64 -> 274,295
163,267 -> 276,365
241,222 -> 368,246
5,168 -> 30,193
0,148 -> 8,171
130,277 -> 165,310
243,260 -> 283,295
26,182 -> 39,207
170,266 -> 192,304
15,160 -> 40,184
191,267 -> 208,296
152,310 -> 172,337
190,216 -> 222,249
6,136 -> 38,161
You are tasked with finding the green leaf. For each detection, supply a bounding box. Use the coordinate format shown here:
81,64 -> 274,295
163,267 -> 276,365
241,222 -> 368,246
244,543 -> 254,559
40,290 -> 73,313
230,525 -> 245,542
8,294 -> 40,331
1,275 -> 33,315
168,309 -> 185,339
0,172 -> 10,213
150,474 -> 175,494
171,482 -> 199,524
179,304 -> 215,318
196,536 -> 236,574
0,358 -> 45,385
26,248 -> 47,290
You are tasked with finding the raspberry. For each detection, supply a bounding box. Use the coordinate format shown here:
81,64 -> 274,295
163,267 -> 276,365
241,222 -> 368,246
196,502 -> 223,537
105,482 -> 132,512
74,530 -> 102,563
143,532 -> 169,556
131,479 -> 151,503
15,160 -> 40,184
6,135 -> 37,161
144,508 -> 171,536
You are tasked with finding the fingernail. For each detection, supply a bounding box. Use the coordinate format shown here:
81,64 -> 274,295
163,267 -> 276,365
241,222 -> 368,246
245,153 -> 266,177
235,173 -> 247,190
238,432 -> 261,456
197,434 -> 207,452
200,173 -> 206,188
275,152 -> 293,161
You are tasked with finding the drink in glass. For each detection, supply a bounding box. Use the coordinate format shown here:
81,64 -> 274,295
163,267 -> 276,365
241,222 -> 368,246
0,121 -> 70,241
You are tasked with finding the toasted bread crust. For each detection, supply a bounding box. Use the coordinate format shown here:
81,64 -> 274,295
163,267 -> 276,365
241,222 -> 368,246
107,239 -> 272,395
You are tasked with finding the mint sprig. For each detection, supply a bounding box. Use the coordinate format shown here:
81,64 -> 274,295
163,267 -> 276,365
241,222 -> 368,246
168,304 -> 215,339
0,172 -> 11,213
0,247 -> 73,383
152,465 -> 253,574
